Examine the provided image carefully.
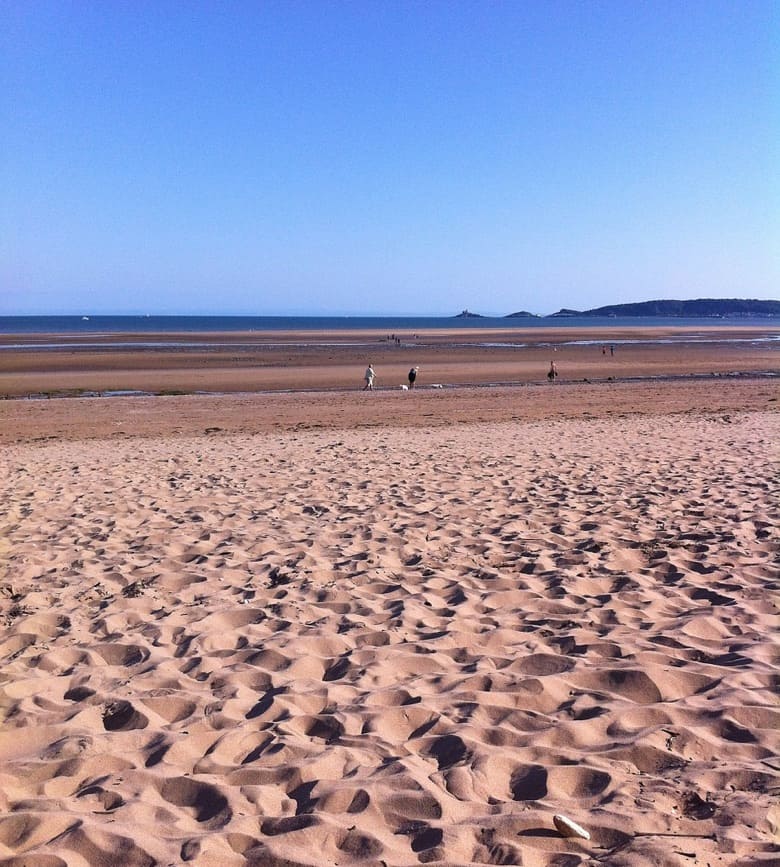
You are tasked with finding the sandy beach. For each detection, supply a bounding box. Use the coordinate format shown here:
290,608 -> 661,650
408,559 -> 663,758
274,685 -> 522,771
0,328 -> 778,866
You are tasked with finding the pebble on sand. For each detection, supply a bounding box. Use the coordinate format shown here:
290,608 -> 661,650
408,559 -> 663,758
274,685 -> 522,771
553,814 -> 591,840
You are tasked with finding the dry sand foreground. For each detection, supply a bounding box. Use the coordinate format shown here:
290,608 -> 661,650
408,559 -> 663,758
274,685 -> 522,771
1,409 -> 778,866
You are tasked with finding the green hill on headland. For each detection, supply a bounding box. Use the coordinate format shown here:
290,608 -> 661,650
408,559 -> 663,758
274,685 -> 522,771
545,298 -> 780,318
459,299 -> 779,319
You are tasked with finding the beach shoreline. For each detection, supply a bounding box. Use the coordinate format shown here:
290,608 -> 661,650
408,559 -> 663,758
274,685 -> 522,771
0,377 -> 776,445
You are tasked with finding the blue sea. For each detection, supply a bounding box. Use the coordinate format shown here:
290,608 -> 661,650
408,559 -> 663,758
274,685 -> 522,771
1,313 -> 778,335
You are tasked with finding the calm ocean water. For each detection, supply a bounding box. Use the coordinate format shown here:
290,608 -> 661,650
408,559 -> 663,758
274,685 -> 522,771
1,314 -> 778,334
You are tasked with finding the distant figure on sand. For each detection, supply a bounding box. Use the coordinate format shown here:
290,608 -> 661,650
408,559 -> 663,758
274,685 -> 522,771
548,361 -> 558,381
363,365 -> 376,390
408,366 -> 419,389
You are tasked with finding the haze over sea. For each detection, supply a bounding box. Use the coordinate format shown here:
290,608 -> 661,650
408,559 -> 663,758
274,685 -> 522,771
2,314 -> 779,337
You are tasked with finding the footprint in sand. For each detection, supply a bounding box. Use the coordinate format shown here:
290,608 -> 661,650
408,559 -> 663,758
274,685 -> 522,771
101,700 -> 148,731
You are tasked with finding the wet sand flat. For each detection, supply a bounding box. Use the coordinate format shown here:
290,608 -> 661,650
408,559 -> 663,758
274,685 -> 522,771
1,324 -> 778,398
0,377 -> 778,446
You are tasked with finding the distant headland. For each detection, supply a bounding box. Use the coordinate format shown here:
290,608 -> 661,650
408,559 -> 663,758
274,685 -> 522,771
494,298 -> 779,318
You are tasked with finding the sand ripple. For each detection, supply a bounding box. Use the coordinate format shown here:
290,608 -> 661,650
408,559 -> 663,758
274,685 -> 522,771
0,412 -> 777,865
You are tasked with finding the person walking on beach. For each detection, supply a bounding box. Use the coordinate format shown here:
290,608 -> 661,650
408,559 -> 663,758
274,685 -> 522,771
408,366 -> 419,389
363,364 -> 376,390
547,361 -> 558,381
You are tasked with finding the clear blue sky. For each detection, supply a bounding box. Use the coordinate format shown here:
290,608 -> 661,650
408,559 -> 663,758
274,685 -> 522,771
2,1 -> 778,315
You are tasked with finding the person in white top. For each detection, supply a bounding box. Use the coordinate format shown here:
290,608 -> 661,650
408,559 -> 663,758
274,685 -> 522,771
363,365 -> 376,390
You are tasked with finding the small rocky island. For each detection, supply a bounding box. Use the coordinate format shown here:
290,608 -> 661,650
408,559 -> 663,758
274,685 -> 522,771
453,309 -> 484,318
